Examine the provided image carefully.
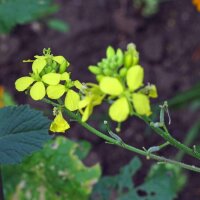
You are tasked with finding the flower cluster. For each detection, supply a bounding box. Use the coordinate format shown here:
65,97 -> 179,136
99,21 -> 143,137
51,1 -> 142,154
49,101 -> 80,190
15,48 -> 81,133
15,45 -> 158,133
87,44 -> 158,123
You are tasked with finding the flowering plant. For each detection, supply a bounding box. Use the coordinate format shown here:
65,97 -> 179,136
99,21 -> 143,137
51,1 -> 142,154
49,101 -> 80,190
14,44 -> 200,174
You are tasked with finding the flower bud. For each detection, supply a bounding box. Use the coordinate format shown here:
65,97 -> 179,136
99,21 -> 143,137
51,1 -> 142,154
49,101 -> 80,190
119,68 -> 127,77
96,75 -> 104,82
106,46 -> 115,58
88,66 -> 102,75
124,52 -> 132,68
59,60 -> 69,73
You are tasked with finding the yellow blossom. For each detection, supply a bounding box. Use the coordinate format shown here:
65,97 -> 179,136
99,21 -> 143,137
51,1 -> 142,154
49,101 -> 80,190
50,111 -> 70,133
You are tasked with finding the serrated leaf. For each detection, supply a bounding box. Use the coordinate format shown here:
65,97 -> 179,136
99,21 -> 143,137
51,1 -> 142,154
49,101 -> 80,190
92,158 -> 185,200
92,157 -> 141,200
0,105 -> 51,164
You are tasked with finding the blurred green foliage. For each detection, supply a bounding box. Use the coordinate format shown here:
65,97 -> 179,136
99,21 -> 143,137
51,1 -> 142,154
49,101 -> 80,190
3,137 -> 101,200
0,0 -> 58,34
133,0 -> 162,16
92,157 -> 186,200
47,19 -> 69,33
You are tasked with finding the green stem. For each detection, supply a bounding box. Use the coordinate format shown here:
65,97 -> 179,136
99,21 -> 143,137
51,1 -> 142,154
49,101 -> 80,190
63,109 -> 200,173
176,121 -> 200,161
43,98 -> 200,173
135,114 -> 200,160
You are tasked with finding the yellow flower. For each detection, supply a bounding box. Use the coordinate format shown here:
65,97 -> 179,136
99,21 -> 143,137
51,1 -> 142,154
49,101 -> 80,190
15,49 -> 71,101
100,65 -> 157,122
50,111 -> 70,133
193,0 -> 200,11
65,89 -> 80,111
79,84 -> 105,122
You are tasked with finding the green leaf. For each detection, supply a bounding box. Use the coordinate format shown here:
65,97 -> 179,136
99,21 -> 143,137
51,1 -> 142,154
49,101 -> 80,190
0,0 -> 58,34
92,158 -> 186,200
0,105 -> 51,164
47,19 -> 69,33
3,137 -> 101,200
136,164 -> 186,200
92,157 -> 141,200
75,140 -> 92,160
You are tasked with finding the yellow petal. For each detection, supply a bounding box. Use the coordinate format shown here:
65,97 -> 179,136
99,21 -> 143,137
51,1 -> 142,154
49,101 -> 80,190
132,93 -> 151,116
15,76 -> 34,91
32,58 -> 46,74
65,90 -> 80,111
100,77 -> 123,96
47,84 -> 65,99
109,97 -> 129,122
60,72 -> 70,81
50,112 -> 70,133
126,65 -> 144,91
81,104 -> 93,122
42,73 -> 61,85
74,80 -> 82,89
30,82 -> 46,100
53,56 -> 68,65
79,98 -> 90,109
148,84 -> 158,98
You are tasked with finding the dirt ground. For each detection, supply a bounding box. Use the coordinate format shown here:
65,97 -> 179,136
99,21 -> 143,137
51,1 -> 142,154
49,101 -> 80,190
1,0 -> 200,199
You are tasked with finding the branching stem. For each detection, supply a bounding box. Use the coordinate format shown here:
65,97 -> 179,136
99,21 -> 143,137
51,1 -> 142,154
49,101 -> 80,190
43,98 -> 200,173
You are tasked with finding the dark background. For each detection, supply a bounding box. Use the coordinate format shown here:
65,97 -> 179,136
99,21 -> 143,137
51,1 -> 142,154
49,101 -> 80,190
1,0 -> 200,199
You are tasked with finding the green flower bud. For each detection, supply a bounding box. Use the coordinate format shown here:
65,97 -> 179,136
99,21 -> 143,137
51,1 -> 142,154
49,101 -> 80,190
96,75 -> 104,82
45,66 -> 53,74
103,68 -> 112,76
51,61 -> 57,69
59,60 -> 69,73
102,60 -> 110,69
119,68 -> 127,77
106,46 -> 115,58
116,49 -> 124,66
88,66 -> 102,75
109,61 -> 116,69
124,52 -> 132,68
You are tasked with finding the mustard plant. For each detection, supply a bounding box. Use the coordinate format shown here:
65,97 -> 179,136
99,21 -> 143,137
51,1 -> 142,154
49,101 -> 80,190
15,45 -> 200,173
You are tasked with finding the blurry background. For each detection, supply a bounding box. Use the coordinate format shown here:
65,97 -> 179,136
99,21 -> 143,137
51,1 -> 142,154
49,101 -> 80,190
1,0 -> 200,199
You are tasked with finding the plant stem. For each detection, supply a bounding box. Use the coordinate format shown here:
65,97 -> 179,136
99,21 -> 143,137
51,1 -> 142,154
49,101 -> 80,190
62,108 -> 200,173
134,114 -> 200,160
0,166 -> 4,200
176,121 -> 200,161
43,98 -> 200,173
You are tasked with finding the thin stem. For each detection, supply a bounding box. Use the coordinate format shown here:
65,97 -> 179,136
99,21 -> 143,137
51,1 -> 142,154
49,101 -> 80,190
62,108 -> 200,173
159,142 -> 170,150
43,98 -> 200,173
176,121 -> 200,161
134,113 -> 200,160
0,166 -> 4,200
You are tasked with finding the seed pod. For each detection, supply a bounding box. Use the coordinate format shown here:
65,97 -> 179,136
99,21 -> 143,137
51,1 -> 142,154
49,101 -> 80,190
88,66 -> 102,75
106,46 -> 115,58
